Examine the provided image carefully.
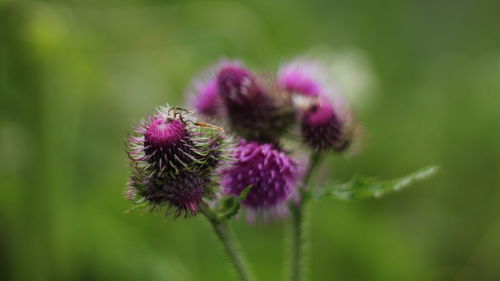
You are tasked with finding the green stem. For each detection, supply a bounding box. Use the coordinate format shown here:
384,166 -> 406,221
302,152 -> 322,193
289,202 -> 304,281
289,152 -> 323,281
201,206 -> 254,281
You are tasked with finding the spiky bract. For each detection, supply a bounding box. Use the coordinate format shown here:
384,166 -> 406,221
127,169 -> 215,217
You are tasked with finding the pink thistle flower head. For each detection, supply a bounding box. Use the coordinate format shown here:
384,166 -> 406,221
216,62 -> 295,143
278,58 -> 357,152
217,62 -> 260,105
277,59 -> 326,97
299,94 -> 355,152
221,141 -> 300,222
126,105 -> 228,217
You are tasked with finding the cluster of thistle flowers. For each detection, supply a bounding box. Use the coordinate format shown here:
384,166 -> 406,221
126,58 -> 358,221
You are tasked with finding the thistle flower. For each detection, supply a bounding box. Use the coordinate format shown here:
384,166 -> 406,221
221,141 -> 300,221
299,95 -> 354,152
127,168 -> 215,217
126,105 -> 225,217
126,105 -> 224,178
216,62 -> 295,143
278,58 -> 355,152
277,59 -> 325,97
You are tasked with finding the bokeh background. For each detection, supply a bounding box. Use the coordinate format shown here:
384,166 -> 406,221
1,0 -> 500,280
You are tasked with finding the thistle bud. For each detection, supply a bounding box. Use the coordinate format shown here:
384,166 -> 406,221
278,59 -> 356,152
300,95 -> 354,152
221,141 -> 300,221
216,62 -> 294,143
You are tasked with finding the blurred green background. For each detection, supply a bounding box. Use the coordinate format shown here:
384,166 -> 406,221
1,0 -> 500,280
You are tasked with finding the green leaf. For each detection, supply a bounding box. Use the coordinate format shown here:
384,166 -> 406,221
219,197 -> 240,220
238,184 -> 253,201
217,185 -> 253,220
319,166 -> 439,200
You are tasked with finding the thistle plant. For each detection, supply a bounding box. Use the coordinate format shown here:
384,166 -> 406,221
124,57 -> 438,281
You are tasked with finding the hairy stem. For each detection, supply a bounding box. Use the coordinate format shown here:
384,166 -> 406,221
289,202 -> 304,281
201,206 -> 254,281
289,152 -> 322,281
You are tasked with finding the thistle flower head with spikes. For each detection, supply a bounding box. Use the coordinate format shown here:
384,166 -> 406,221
299,94 -> 355,152
126,105 -> 226,216
278,58 -> 357,152
216,62 -> 295,144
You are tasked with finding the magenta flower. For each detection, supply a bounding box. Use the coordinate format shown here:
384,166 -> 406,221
221,141 -> 300,221
300,95 -> 354,152
216,62 -> 295,143
278,59 -> 355,152
277,59 -> 324,97
126,105 -> 225,217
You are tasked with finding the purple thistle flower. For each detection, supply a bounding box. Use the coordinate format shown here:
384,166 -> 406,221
300,95 -> 354,152
277,59 -> 325,97
278,58 -> 356,152
127,105 -> 224,178
125,105 -> 226,217
127,168 -> 214,217
221,141 -> 300,221
216,62 -> 295,143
